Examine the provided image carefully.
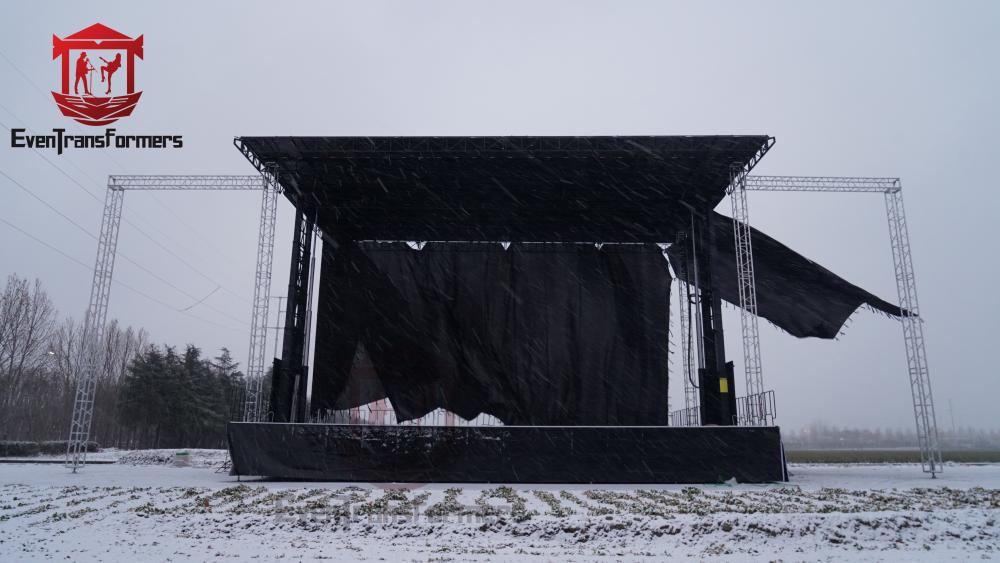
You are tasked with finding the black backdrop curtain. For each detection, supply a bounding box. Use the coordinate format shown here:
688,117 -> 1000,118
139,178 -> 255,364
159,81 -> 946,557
312,241 -> 671,426
667,211 -> 901,339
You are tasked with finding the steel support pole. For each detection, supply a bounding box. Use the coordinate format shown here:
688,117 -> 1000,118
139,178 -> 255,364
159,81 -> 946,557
299,226 -> 320,422
677,280 -> 699,425
243,166 -> 280,422
66,183 -> 124,471
693,212 -> 736,426
729,166 -> 767,425
885,186 -> 941,476
672,230 -> 700,426
277,207 -> 314,423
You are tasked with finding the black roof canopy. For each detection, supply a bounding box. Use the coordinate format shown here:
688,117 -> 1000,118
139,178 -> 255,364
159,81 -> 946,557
236,135 -> 773,242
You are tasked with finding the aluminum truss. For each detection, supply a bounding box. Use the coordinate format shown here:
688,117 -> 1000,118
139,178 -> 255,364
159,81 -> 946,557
746,176 -> 898,193
107,175 -> 266,190
244,166 -> 280,423
66,175 -> 273,472
728,166 -> 768,425
744,175 -> 941,476
676,280 -> 700,425
67,185 -> 124,472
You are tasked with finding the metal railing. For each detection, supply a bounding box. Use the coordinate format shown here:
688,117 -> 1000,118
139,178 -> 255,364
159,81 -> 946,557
669,406 -> 700,427
735,390 -> 777,427
670,391 -> 776,427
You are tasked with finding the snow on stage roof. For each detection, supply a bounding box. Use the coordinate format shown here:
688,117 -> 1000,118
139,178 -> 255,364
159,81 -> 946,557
235,135 -> 773,242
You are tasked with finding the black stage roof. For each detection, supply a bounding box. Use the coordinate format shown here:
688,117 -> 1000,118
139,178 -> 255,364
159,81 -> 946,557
236,135 -> 773,242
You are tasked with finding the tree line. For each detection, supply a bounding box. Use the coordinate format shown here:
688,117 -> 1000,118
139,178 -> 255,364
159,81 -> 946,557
784,422 -> 1000,451
0,274 -> 249,449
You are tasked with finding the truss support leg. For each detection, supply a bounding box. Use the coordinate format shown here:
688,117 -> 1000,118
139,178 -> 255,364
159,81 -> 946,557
276,207 -> 315,423
299,226 -> 320,422
678,282 -> 695,415
66,183 -> 124,471
244,165 -> 280,422
691,212 -> 736,426
885,187 -> 941,476
729,165 -> 768,426
675,270 -> 700,426
671,229 -> 701,426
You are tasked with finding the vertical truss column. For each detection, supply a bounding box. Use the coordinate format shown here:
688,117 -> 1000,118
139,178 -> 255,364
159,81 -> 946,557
885,186 -> 941,476
244,165 -> 280,422
676,280 -> 700,424
729,165 -> 767,425
66,183 -> 124,471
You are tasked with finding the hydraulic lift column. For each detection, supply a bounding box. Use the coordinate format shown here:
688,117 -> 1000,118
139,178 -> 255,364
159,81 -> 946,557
272,207 -> 314,422
692,212 -> 737,425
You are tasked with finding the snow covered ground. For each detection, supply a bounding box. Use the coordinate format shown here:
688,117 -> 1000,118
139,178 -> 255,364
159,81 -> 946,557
1,451 -> 999,561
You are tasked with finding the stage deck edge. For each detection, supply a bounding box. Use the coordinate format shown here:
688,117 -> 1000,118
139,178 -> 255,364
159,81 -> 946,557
228,423 -> 786,484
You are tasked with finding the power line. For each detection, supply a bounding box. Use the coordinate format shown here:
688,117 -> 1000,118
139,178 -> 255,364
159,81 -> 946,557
143,192 -> 251,271
0,167 -> 96,237
0,167 -> 248,326
0,214 -> 243,333
0,50 -> 46,98
5,119 -> 248,302
3,100 -> 248,273
120,218 -> 251,303
0,101 -> 106,189
0,50 -> 249,268
182,285 -> 221,312
2,96 -> 245,274
0,117 -> 251,305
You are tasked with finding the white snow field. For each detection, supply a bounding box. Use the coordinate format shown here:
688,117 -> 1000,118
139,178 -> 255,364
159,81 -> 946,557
1,451 -> 999,562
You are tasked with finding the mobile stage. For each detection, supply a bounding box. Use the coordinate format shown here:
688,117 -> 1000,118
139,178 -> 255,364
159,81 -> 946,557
225,136 -> 904,483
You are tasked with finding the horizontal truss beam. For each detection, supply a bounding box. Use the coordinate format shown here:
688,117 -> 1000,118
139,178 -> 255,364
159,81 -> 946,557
108,175 -> 263,190
746,175 -> 900,193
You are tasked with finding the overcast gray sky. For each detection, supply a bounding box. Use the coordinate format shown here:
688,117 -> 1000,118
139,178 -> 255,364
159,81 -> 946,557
1,0 -> 997,431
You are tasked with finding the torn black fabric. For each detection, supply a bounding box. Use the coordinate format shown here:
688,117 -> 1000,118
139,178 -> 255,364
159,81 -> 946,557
667,212 -> 901,339
312,242 -> 671,426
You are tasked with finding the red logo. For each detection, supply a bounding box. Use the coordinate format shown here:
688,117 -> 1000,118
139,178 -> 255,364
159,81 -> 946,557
50,23 -> 143,126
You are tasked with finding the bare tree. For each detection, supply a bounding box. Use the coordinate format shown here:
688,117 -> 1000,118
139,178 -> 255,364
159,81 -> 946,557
1,274 -> 237,449
0,275 -> 55,433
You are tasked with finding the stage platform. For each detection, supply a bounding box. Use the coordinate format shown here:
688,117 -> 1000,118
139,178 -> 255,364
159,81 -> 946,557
227,423 -> 787,484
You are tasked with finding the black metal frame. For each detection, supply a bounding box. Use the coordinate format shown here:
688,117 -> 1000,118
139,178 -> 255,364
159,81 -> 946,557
234,135 -> 775,427
270,207 -> 315,422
